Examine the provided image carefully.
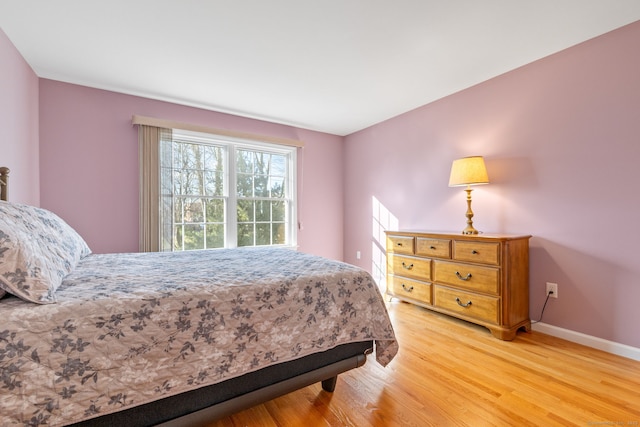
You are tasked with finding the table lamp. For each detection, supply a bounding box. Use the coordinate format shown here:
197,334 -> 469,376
448,156 -> 489,234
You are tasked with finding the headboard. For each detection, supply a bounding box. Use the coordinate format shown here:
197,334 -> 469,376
0,167 -> 9,201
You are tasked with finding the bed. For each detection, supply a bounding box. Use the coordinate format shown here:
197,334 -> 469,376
0,167 -> 398,426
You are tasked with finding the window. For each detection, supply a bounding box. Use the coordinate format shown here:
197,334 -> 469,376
159,130 -> 296,251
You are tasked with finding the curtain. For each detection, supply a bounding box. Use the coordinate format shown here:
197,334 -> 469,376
138,125 -> 172,252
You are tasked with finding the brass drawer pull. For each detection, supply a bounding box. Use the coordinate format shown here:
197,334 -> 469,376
472,250 -> 479,254
455,271 -> 472,281
456,297 -> 472,307
401,283 -> 414,292
430,246 -> 437,250
397,242 -> 403,246
402,262 -> 414,270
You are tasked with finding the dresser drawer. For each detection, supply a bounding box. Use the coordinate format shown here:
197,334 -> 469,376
389,255 -> 431,281
416,237 -> 451,259
453,240 -> 500,265
433,261 -> 499,295
387,235 -> 414,255
388,276 -> 432,305
434,286 -> 500,325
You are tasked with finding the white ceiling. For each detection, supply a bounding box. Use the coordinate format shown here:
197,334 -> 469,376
2,1 -> 640,136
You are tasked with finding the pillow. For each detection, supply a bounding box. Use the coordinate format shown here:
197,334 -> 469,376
0,201 -> 91,303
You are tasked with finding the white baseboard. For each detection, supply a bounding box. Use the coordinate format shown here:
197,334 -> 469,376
531,322 -> 640,362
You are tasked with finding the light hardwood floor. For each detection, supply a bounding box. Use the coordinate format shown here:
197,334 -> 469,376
208,301 -> 640,426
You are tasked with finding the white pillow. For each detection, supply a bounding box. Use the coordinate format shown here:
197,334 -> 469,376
0,201 -> 91,303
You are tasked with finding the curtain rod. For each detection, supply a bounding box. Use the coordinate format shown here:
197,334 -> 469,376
131,115 -> 304,148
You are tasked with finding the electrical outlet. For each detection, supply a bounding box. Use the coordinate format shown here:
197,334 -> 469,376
546,282 -> 558,299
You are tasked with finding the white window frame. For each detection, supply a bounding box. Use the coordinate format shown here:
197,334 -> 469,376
161,129 -> 297,251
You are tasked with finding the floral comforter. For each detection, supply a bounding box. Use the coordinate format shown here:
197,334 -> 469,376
0,248 -> 397,426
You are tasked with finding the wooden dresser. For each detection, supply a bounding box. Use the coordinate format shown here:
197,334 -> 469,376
385,231 -> 531,340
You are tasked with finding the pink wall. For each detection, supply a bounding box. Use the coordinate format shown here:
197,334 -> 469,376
0,29 -> 39,205
343,21 -> 640,348
39,81 -> 344,259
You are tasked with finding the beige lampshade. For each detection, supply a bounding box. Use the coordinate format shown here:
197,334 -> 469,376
448,156 -> 489,187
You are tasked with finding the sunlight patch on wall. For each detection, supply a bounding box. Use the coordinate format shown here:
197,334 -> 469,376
372,196 -> 398,292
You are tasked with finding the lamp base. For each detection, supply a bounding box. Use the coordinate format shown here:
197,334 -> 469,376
461,187 -> 480,235
461,226 -> 479,235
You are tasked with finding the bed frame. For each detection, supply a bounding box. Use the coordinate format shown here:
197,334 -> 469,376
0,166 -> 375,426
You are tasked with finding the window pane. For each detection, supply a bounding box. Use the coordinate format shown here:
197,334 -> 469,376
237,223 -> 254,247
174,198 -> 184,223
183,143 -> 203,170
206,224 -> 224,249
237,200 -> 254,222
205,198 -> 225,222
256,223 -> 270,246
204,171 -> 224,196
184,170 -> 204,195
269,177 -> 285,198
204,145 -> 223,169
272,223 -> 285,245
172,143 -> 183,169
184,224 -> 204,250
237,150 -> 253,173
236,174 -> 253,197
256,200 -> 269,222
173,225 -> 183,251
272,201 -> 285,221
271,154 -> 286,176
255,175 -> 268,197
173,170 -> 184,194
184,198 -> 204,223
254,152 -> 269,175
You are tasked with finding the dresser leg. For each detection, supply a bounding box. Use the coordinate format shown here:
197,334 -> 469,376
489,320 -> 531,340
490,328 -> 517,341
